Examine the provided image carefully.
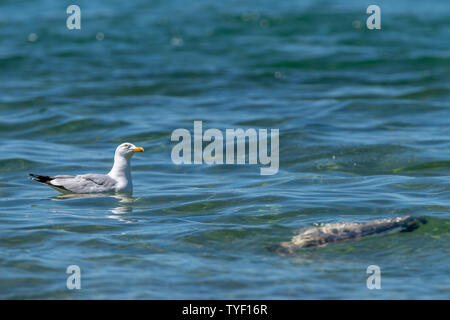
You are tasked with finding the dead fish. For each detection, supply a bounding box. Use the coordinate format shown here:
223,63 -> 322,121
270,216 -> 427,254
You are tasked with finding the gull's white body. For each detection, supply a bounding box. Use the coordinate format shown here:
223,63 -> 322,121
30,143 -> 144,195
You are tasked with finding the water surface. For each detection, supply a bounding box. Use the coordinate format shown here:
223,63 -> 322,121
0,0 -> 449,299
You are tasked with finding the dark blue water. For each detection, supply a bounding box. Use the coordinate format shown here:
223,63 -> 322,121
0,0 -> 449,299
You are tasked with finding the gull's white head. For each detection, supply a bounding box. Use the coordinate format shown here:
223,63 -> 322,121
115,142 -> 144,159
109,143 -> 144,192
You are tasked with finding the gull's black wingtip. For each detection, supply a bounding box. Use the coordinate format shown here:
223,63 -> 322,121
29,173 -> 53,183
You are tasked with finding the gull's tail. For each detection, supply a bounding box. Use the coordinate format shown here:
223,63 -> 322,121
29,173 -> 54,184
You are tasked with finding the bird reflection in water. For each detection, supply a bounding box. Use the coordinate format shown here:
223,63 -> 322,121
50,193 -> 138,223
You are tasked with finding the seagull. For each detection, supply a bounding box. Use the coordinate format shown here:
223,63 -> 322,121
30,143 -> 144,195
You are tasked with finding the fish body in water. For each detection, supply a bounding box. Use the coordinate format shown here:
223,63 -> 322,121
272,216 -> 427,254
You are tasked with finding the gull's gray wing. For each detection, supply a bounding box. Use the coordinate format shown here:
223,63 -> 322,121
50,174 -> 118,193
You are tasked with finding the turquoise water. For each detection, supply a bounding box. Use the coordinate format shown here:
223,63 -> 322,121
1,0 -> 449,299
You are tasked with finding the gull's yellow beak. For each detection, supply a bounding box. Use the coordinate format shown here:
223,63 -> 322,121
133,147 -> 144,152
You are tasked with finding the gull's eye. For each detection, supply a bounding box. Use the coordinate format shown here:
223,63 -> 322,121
123,144 -> 130,148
